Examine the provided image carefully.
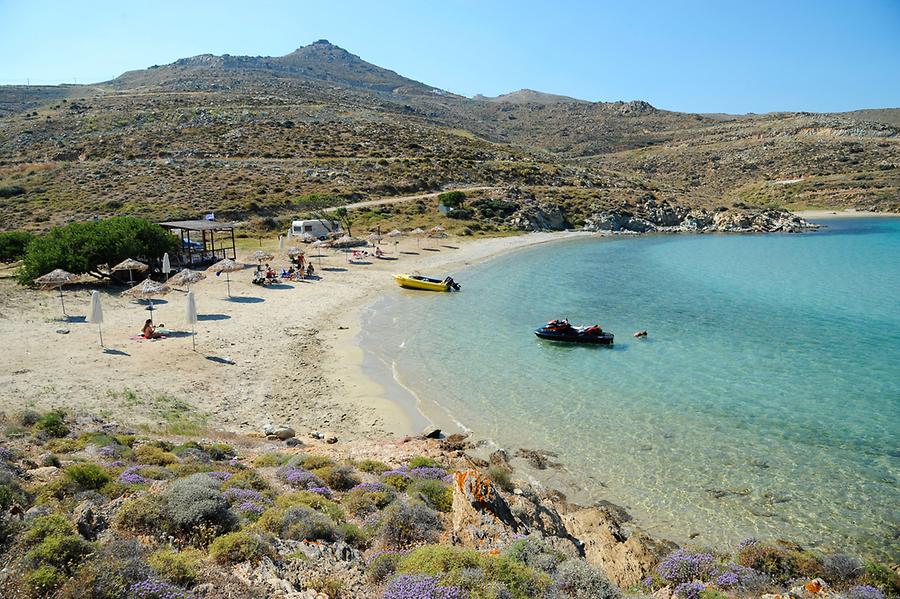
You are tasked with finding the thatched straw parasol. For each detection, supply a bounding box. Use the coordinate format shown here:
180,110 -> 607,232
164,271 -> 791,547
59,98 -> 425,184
309,240 -> 331,268
410,228 -> 425,248
123,279 -> 171,317
429,225 -> 446,235
286,246 -> 305,258
209,258 -> 244,297
112,258 -> 149,284
247,250 -> 275,263
34,268 -> 75,319
366,233 -> 382,246
166,269 -> 206,289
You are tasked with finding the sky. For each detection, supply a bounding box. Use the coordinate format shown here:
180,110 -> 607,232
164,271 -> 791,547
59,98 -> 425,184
1,0 -> 899,114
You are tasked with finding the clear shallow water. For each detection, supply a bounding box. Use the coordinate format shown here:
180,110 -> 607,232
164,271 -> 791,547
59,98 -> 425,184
362,219 -> 900,558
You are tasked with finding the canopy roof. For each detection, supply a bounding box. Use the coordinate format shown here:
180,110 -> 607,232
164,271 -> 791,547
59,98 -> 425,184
159,220 -> 237,231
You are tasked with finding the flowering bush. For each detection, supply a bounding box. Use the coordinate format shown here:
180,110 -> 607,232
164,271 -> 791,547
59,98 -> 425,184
406,479 -> 452,513
382,574 -> 464,599
845,585 -> 886,599
308,486 -> 332,497
277,465 -> 326,490
408,466 -> 449,481
206,471 -> 232,482
657,549 -> 715,584
127,578 -> 195,598
714,563 -> 759,588
315,464 -> 361,491
379,501 -> 442,548
553,559 -> 622,599
382,467 -> 413,491
368,550 -> 403,583
674,581 -> 707,599
119,467 -> 150,485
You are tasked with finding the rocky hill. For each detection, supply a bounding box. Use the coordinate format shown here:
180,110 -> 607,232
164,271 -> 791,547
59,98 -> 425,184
0,41 -> 897,231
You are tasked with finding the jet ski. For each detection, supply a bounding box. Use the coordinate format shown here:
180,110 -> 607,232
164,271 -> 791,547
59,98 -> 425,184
534,319 -> 614,345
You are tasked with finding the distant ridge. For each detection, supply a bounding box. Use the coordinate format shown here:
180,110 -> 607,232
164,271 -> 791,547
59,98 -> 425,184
112,39 -> 450,96
474,88 -> 590,105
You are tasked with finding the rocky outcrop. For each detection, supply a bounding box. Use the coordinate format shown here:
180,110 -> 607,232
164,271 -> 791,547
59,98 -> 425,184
506,200 -> 568,231
583,196 -> 818,234
559,502 -> 677,588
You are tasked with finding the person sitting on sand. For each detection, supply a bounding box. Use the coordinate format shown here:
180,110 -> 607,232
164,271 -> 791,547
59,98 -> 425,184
305,263 -> 315,277
142,318 -> 162,339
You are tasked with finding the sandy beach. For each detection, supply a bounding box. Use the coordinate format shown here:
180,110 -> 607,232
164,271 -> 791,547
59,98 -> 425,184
0,231 -> 586,442
793,209 -> 899,219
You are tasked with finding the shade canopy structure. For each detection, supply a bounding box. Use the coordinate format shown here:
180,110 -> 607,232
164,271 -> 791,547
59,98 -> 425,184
166,269 -> 207,288
112,258 -> 149,284
34,268 -> 76,318
209,258 -> 245,297
159,220 -> 237,266
88,290 -> 104,347
123,279 -> 171,317
247,250 -> 275,263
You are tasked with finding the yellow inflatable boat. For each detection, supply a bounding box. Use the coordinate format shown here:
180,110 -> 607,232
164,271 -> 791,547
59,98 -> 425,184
393,273 -> 461,292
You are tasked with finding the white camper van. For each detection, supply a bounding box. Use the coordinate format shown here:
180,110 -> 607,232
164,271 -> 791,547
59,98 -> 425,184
290,219 -> 342,239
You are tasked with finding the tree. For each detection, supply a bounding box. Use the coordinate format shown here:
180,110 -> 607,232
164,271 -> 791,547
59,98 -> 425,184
437,191 -> 466,209
332,207 -> 355,236
17,217 -> 178,284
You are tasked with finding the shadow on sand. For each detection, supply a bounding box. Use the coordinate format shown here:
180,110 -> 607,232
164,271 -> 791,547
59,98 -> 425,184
198,314 -> 231,321
322,267 -> 347,272
206,356 -> 236,365
102,348 -> 129,356
225,296 -> 265,303
400,251 -> 419,255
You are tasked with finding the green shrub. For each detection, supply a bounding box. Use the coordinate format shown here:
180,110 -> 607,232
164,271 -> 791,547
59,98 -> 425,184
58,539 -> 153,599
162,473 -> 236,544
79,432 -> 118,448
337,522 -> 371,549
552,559 -> 621,599
699,589 -> 730,599
274,491 -> 345,522
296,454 -> 334,470
253,452 -> 292,467
41,453 -> 61,467
383,472 -> 412,492
114,494 -> 164,534
202,442 -> 235,461
487,465 -> 514,493
438,191 -> 466,209
737,543 -> 823,583
308,575 -> 344,599
17,409 -> 42,427
33,409 -> 69,437
408,455 -> 440,468
504,536 -> 565,574
135,444 -> 179,466
0,470 -> 27,511
863,561 -> 900,597
357,459 -> 390,474
0,185 -> 25,198
45,437 -> 82,453
367,551 -> 402,582
314,464 -> 360,491
148,548 -> 203,586
379,500 -> 442,548
222,468 -> 271,493
344,484 -> 396,517
64,463 -> 112,490
0,230 -> 35,262
26,564 -> 66,595
209,531 -> 275,565
0,514 -> 22,545
407,479 -> 452,513
24,514 -> 75,546
280,506 -> 338,542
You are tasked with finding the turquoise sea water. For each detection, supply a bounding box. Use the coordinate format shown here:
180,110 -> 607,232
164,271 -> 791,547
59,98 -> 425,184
362,219 -> 900,558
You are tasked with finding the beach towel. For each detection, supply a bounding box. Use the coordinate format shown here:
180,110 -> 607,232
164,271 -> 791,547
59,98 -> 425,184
130,334 -> 168,342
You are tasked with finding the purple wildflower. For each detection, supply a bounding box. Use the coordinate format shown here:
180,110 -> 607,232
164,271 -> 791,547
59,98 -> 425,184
657,549 -> 715,584
118,466 -> 149,485
307,486 -> 332,497
642,576 -> 655,588
206,471 -> 232,481
127,578 -> 195,599
714,563 -> 757,588
408,466 -> 448,480
0,446 -> 13,461
236,501 -> 265,514
98,444 -> 120,458
846,586 -> 886,599
105,460 -> 125,468
382,574 -> 466,599
674,582 -> 706,599
278,465 -> 325,490
352,481 -> 392,493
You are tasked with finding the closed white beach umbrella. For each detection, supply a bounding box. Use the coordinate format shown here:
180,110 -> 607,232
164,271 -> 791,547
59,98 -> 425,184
278,235 -> 285,250
185,290 -> 198,350
161,253 -> 171,277
88,290 -> 104,347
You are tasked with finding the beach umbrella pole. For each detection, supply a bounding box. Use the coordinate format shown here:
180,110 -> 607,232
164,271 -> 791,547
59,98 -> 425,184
58,288 -> 66,318
191,324 -> 196,351
98,323 -> 104,347
226,272 -> 231,297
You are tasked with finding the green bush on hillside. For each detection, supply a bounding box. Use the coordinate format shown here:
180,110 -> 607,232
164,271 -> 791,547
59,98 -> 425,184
17,216 -> 178,284
0,231 -> 35,262
438,191 -> 467,209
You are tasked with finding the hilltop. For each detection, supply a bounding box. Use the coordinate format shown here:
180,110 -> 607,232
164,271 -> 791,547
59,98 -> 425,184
0,40 -> 898,232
